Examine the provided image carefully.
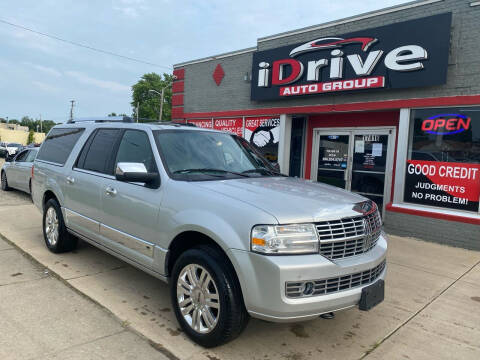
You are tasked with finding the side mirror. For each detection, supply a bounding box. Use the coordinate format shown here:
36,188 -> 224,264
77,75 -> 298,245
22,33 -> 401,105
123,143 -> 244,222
115,162 -> 159,186
270,162 -> 281,173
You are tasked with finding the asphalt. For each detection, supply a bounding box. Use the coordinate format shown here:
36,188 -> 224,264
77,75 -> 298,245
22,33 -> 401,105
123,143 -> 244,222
1,158 -> 480,359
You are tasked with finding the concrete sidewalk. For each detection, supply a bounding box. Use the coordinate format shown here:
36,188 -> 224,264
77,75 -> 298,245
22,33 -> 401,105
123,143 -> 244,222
0,187 -> 479,360
0,236 -> 169,360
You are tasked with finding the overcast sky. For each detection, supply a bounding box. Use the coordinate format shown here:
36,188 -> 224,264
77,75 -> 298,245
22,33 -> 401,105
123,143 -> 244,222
0,0 -> 409,122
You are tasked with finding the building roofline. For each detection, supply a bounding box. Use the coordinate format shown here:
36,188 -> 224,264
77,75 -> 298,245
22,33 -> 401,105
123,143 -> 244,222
173,47 -> 257,68
173,0 -> 443,68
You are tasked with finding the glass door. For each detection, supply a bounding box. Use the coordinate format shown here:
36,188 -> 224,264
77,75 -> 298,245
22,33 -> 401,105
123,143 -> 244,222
315,133 -> 350,189
351,133 -> 390,212
312,128 -> 394,216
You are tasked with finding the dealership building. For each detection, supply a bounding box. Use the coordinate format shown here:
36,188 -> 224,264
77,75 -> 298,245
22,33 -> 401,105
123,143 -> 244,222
172,0 -> 480,249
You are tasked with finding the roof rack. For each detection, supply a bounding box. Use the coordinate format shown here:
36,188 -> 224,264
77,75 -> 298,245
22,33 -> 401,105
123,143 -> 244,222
67,116 -> 134,124
152,121 -> 197,127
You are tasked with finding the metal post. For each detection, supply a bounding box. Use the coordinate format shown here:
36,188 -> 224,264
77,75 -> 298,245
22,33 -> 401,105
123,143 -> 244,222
159,88 -> 165,122
69,100 -> 75,121
136,102 -> 139,123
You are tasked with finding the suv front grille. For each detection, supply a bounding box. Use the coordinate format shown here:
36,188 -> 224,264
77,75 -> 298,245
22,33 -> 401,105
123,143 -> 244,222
315,210 -> 382,260
285,259 -> 386,298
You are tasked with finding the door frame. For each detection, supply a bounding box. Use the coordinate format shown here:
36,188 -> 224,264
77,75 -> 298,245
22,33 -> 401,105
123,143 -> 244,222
310,126 -> 396,217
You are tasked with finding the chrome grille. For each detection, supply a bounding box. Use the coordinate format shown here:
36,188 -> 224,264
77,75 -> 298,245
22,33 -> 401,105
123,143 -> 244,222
285,259 -> 386,298
315,210 -> 382,259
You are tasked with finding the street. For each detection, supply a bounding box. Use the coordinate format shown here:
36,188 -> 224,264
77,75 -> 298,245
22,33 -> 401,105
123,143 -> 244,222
0,157 -> 479,360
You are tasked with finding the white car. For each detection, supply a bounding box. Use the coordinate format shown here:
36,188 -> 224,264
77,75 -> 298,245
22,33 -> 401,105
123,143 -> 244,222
5,143 -> 22,156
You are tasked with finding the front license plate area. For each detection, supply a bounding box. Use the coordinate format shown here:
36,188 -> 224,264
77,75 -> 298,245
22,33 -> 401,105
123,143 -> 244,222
359,279 -> 384,311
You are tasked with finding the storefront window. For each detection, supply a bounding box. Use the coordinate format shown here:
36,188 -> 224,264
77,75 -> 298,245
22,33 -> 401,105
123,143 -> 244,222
244,116 -> 280,163
404,107 -> 480,213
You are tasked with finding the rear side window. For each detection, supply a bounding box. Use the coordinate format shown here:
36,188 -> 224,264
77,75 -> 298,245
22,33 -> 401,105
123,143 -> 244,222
14,150 -> 29,162
37,128 -> 85,165
76,129 -> 121,174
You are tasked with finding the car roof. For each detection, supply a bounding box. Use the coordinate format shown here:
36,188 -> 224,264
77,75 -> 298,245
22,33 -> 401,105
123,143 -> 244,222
49,121 -> 223,134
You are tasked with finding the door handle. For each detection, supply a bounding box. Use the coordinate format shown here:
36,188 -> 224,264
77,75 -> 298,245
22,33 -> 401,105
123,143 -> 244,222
66,176 -> 75,184
105,186 -> 117,196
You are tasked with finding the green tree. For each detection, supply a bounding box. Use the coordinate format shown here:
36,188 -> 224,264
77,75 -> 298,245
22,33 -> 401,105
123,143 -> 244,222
39,120 -> 57,134
131,73 -> 173,122
27,129 -> 35,144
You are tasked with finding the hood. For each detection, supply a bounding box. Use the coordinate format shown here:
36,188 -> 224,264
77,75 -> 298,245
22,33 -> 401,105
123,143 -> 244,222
193,177 -> 366,224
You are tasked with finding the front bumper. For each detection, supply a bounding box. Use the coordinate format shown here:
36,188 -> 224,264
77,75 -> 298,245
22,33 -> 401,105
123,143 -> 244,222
230,234 -> 387,322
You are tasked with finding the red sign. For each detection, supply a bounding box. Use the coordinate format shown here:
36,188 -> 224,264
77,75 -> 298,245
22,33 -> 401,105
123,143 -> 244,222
405,160 -> 480,212
213,118 -> 243,136
187,119 -> 213,129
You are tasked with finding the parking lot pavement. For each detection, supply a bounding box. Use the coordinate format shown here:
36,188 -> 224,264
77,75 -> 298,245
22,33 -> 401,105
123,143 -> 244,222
0,185 -> 479,360
0,237 -> 169,360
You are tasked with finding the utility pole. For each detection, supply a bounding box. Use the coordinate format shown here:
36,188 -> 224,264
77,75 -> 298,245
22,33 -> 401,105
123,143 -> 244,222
69,100 -> 75,121
39,114 -> 42,133
148,89 -> 166,122
136,101 -> 139,123
159,88 -> 165,122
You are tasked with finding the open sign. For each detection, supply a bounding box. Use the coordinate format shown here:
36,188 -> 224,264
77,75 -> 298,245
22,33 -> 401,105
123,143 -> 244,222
421,114 -> 471,135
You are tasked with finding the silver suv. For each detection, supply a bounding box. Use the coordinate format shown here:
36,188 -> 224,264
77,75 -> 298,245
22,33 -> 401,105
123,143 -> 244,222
32,118 -> 387,347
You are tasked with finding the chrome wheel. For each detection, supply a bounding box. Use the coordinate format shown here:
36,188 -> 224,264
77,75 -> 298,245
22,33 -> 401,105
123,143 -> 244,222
177,264 -> 220,334
45,207 -> 59,246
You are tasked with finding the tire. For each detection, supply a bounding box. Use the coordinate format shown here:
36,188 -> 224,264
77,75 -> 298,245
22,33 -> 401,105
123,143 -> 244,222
42,198 -> 77,253
170,245 -> 249,347
1,171 -> 10,191
29,180 -> 33,202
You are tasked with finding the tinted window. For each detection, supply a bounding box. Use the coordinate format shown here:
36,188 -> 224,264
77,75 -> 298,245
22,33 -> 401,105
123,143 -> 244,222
404,107 -> 480,213
154,130 -> 277,180
14,150 -> 29,162
25,150 -> 38,162
409,107 -> 480,164
77,129 -> 121,174
115,130 -> 155,172
37,128 -> 84,165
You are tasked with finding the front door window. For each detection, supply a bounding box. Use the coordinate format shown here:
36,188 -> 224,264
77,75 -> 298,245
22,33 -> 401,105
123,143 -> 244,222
316,134 -> 349,189
313,129 -> 393,216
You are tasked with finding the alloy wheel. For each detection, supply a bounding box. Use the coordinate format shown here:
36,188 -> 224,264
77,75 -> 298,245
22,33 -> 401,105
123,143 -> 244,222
176,264 -> 220,333
45,207 -> 59,246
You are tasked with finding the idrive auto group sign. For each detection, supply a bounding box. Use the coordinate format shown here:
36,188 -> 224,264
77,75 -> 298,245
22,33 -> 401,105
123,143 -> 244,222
251,13 -> 452,101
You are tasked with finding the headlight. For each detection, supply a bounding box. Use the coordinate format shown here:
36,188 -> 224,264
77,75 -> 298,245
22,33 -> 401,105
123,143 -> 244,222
251,224 -> 318,255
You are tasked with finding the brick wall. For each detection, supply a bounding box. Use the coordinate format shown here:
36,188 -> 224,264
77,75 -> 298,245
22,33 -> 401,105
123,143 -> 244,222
179,0 -> 480,114
384,210 -> 480,250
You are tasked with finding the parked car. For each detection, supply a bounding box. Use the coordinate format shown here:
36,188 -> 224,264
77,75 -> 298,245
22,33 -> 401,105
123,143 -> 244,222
0,142 -> 7,157
1,147 -> 38,195
32,118 -> 387,347
2,142 -> 22,158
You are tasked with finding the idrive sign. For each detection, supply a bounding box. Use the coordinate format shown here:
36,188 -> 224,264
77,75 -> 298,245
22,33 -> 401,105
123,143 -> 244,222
251,13 -> 452,101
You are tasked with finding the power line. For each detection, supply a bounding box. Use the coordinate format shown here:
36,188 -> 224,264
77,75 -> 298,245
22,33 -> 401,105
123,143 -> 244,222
0,18 -> 172,70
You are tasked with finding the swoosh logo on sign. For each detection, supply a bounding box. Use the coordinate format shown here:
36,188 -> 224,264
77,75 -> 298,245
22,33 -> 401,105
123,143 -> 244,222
289,37 -> 378,57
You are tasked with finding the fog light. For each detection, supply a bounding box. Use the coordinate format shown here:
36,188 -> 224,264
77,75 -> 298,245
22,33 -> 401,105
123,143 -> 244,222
300,281 -> 314,296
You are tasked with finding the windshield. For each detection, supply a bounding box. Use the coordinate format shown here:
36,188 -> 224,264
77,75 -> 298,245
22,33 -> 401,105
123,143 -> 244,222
154,130 -> 280,180
9,143 -> 21,147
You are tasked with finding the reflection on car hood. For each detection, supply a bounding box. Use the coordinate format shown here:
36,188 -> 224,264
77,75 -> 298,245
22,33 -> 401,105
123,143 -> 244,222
193,177 -> 366,224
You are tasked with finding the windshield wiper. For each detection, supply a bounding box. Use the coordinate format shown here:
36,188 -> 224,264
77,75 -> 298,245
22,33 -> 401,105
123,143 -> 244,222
242,168 -> 285,176
173,168 -> 250,177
